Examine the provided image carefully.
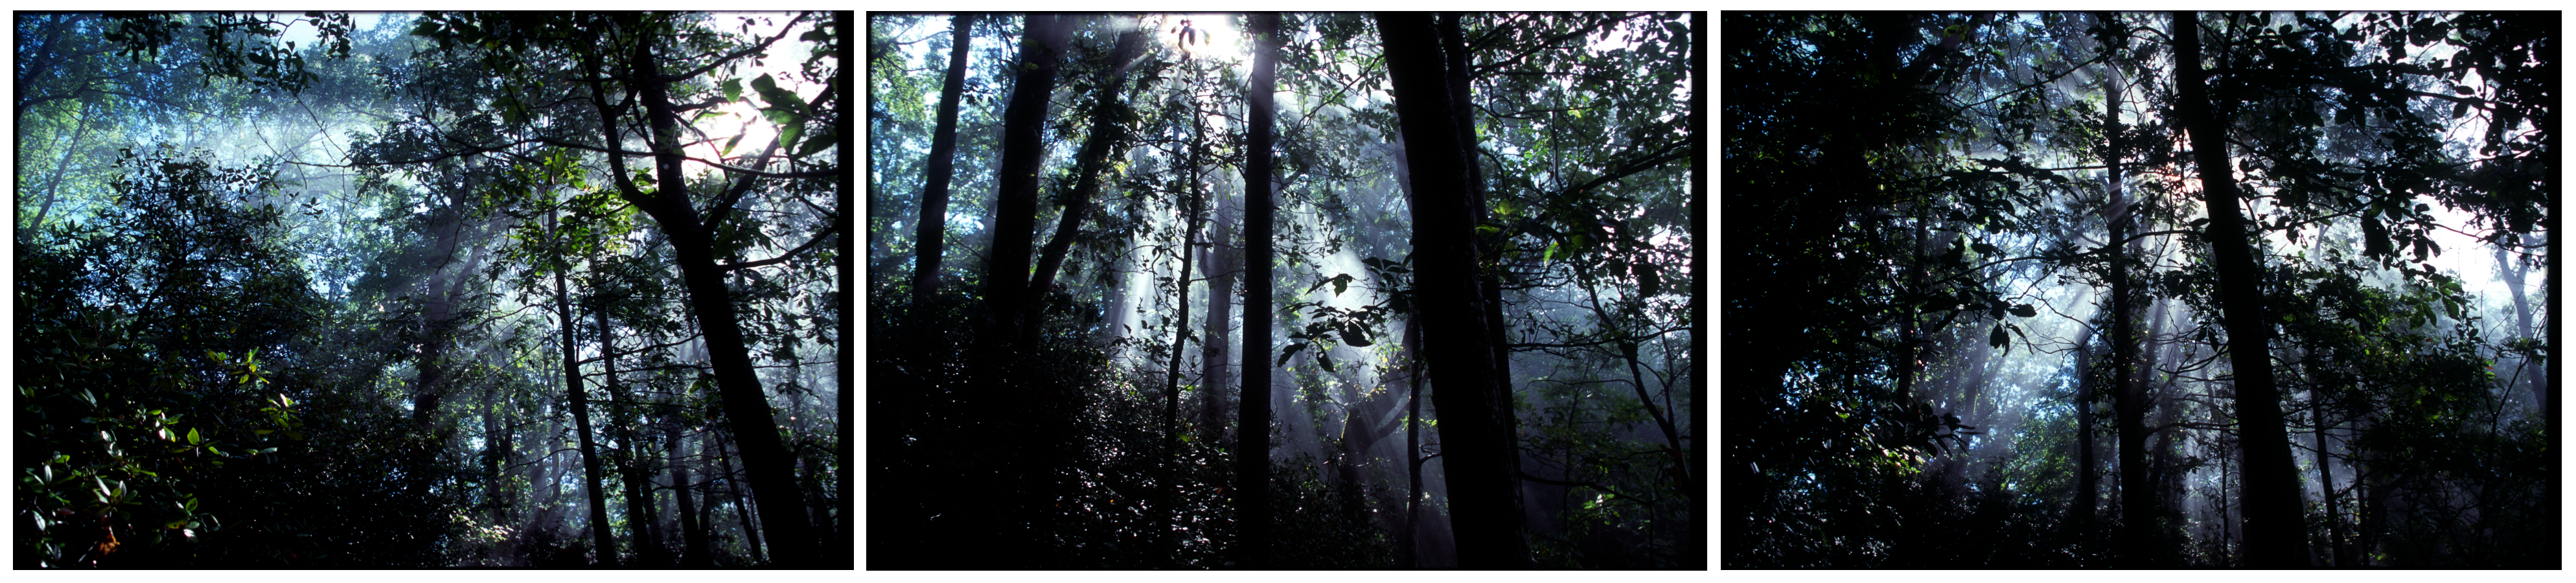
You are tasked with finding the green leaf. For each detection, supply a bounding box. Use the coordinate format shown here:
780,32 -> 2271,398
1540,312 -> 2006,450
794,128 -> 836,158
1341,324 -> 1374,347
720,78 -> 744,103
750,73 -> 807,115
187,428 -> 200,445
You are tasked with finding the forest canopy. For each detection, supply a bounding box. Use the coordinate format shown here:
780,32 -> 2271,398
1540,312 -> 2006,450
1725,12 -> 2553,567
868,12 -> 1701,568
17,12 -> 849,567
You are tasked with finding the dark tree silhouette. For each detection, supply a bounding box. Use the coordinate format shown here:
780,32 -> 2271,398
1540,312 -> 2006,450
2172,10 -> 2307,567
1378,10 -> 1532,569
1235,11 -> 1281,569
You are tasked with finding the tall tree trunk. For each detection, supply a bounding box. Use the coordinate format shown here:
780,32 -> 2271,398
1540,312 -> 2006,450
833,9 -> 855,567
2310,362 -> 2343,566
910,13 -> 972,309
1402,316 -> 1425,568
1685,11 -> 1707,570
1436,13 -> 1517,407
2104,68 -> 2157,566
1235,12 -> 1282,568
600,306 -> 665,566
2074,321 -> 2099,536
1026,24 -> 1150,341
600,17 -> 817,564
2498,241 -> 2543,410
1379,11 -> 1532,568
2172,11 -> 2308,567
1156,88 -> 1210,560
553,207 -> 617,566
982,14 -> 1075,341
669,424 -> 709,567
1200,199 -> 1239,439
713,428 -> 766,565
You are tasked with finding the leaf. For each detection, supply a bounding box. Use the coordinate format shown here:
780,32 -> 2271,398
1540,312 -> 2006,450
187,428 -> 200,445
2010,304 -> 2036,318
1342,324 -> 1374,347
751,73 -> 807,115
1277,343 -> 1306,367
1990,324 -> 2009,351
720,78 -> 744,103
1972,242 -> 1998,255
795,128 -> 837,158
1332,273 -> 1351,295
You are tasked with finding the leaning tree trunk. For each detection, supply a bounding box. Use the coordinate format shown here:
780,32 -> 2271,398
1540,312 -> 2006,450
910,13 -> 974,309
1379,11 -> 1532,568
1235,12 -> 1282,568
595,22 -> 818,563
1025,23 -> 1150,341
2173,11 -> 2308,567
982,14 -> 1075,341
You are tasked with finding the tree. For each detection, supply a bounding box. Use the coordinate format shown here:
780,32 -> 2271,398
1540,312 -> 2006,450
549,204 -> 619,565
1234,12 -> 1282,568
910,13 -> 974,309
1028,21 -> 1151,342
982,14 -> 1075,341
1377,11 -> 1532,568
2172,11 -> 2306,567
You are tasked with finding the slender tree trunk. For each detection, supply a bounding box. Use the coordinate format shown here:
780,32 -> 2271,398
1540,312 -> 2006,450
1026,24 -> 1150,341
2074,321 -> 2099,536
834,10 -> 856,567
2104,69 -> 2157,566
600,307 -> 666,566
27,98 -> 93,236
1156,97 -> 1208,560
670,424 -> 709,567
1685,12 -> 1707,569
1201,199 -> 1239,439
2310,369 -> 2342,566
713,429 -> 766,564
2498,242 -> 2543,410
1402,316 -> 1425,568
553,207 -> 617,566
608,21 -> 817,564
2173,11 -> 2308,567
1379,11 -> 1532,568
910,13 -> 973,309
982,14 -> 1075,340
1235,12 -> 1282,568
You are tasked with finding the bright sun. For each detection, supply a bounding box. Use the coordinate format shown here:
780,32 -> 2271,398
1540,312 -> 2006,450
683,12 -> 819,177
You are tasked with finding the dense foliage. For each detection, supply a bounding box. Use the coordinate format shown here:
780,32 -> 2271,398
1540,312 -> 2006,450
1726,12 -> 2552,567
18,12 -> 846,567
869,12 -> 1700,568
